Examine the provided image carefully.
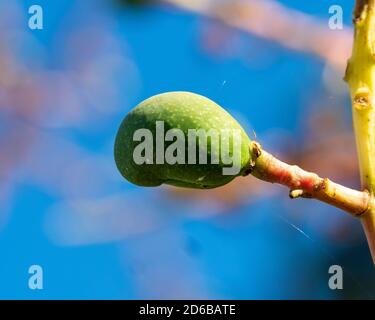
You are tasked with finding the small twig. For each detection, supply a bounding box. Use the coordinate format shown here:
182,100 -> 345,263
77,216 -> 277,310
249,142 -> 371,217
354,0 -> 368,21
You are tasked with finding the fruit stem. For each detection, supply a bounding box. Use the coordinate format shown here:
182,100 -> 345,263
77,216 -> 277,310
344,0 -> 375,264
250,142 -> 370,217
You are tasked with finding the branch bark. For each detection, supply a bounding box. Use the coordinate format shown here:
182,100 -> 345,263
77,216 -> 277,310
249,142 -> 370,217
344,0 -> 375,264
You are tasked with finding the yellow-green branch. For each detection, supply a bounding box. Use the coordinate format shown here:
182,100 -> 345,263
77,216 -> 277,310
345,0 -> 375,264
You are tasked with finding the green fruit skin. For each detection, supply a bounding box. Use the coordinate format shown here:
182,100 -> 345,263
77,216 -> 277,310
114,91 -> 252,189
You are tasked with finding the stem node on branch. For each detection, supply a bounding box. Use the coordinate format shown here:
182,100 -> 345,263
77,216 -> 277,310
289,189 -> 306,199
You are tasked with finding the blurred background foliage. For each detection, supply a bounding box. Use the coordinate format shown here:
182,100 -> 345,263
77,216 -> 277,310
0,0 -> 374,299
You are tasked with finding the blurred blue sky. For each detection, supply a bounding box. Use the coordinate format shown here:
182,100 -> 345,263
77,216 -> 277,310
0,0 -> 374,299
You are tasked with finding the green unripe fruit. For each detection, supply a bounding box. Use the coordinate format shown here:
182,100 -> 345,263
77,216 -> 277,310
114,91 -> 253,189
